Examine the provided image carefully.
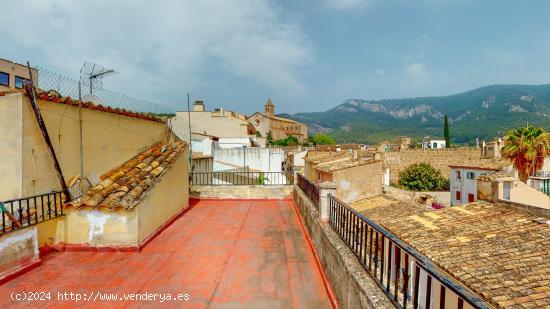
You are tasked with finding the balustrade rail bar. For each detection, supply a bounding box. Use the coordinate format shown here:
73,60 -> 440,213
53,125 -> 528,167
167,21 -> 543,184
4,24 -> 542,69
327,194 -> 489,309
1,191 -> 66,236
297,173 -> 319,208
190,172 -> 293,186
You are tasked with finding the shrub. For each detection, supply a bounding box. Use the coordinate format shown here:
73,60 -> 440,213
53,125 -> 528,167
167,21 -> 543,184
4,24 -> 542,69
398,162 -> 449,191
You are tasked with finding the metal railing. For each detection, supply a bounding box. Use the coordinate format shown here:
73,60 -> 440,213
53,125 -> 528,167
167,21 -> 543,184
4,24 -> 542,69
190,172 -> 293,186
1,191 -> 66,236
297,173 -> 319,208
328,194 -> 489,309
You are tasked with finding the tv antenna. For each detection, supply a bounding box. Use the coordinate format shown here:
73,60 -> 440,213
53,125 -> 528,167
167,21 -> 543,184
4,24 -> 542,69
80,61 -> 118,95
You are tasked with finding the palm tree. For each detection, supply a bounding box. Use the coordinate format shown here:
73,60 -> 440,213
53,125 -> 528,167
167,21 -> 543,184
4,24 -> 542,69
502,126 -> 550,182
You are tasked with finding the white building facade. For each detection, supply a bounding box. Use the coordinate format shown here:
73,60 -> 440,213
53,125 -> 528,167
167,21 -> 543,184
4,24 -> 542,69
449,165 -> 503,206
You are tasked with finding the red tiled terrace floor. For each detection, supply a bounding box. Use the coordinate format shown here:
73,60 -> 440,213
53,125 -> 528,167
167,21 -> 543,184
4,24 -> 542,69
0,199 -> 334,308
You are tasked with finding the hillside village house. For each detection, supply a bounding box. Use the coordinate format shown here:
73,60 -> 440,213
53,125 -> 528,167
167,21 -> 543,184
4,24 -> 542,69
248,98 -> 308,142
0,58 -> 35,91
477,172 -> 550,210
171,100 -> 256,147
422,138 -> 446,149
315,158 -> 383,203
304,151 -> 350,181
450,161 -> 511,205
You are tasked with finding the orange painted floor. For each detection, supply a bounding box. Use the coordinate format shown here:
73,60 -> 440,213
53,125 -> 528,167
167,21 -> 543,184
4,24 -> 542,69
0,199 -> 334,308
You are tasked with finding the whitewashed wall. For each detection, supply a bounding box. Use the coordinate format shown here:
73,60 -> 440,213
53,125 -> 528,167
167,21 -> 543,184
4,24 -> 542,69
213,147 -> 284,172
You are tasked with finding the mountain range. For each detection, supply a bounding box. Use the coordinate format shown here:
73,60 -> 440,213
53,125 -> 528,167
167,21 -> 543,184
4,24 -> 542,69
282,84 -> 550,145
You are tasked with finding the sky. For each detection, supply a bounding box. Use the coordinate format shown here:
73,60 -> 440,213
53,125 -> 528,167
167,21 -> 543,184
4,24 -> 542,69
2,0 -> 550,114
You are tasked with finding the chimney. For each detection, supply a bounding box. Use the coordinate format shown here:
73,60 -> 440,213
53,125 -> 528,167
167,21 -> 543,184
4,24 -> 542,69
193,101 -> 205,112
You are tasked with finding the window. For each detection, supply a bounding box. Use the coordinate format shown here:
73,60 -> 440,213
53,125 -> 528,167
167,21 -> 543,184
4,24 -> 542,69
455,191 -> 461,201
468,193 -> 475,203
15,76 -> 29,89
466,172 -> 476,180
0,72 -> 8,86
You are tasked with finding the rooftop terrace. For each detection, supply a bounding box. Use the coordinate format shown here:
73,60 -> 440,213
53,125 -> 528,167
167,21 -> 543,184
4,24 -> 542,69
0,199 -> 334,308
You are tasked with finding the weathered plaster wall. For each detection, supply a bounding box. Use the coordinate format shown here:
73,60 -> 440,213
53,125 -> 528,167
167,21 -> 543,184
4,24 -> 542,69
39,151 -> 189,248
333,161 -> 383,204
0,93 -> 23,200
61,207 -> 139,247
190,185 -> 292,200
0,227 -> 39,279
292,186 -> 393,309
383,148 -> 482,182
20,95 -> 167,196
138,153 -> 189,243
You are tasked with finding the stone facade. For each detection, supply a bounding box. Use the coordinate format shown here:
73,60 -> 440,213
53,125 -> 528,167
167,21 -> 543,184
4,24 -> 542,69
383,147 -> 482,182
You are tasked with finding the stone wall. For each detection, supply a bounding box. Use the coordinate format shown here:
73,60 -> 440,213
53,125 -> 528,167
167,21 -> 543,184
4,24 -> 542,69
293,186 -> 393,309
190,185 -> 293,200
383,148 -> 482,182
333,161 -> 383,204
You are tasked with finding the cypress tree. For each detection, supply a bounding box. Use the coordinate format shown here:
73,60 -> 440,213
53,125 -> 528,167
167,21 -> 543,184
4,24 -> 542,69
444,115 -> 451,148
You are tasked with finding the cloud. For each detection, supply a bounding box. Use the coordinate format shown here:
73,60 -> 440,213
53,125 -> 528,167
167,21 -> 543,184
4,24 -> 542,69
0,0 -> 312,107
325,0 -> 372,10
404,63 -> 430,86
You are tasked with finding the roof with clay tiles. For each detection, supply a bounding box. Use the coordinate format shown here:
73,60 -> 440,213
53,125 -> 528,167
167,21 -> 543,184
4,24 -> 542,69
34,89 -> 165,122
449,159 -> 511,171
316,158 -> 379,173
66,141 -> 187,210
351,195 -> 550,308
191,152 -> 213,159
304,151 -> 350,164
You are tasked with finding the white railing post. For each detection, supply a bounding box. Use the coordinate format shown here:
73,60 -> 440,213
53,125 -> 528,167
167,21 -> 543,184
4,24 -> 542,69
318,181 -> 337,223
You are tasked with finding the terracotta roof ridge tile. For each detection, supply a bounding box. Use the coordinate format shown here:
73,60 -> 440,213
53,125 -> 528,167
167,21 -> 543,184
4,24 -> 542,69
67,141 -> 186,211
33,89 -> 165,123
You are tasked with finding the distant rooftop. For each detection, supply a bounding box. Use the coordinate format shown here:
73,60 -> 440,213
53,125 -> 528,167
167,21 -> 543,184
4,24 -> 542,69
316,158 -> 377,173
449,159 -> 511,171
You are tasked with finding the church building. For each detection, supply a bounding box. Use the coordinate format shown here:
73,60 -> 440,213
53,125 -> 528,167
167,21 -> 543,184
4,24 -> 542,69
248,98 -> 308,142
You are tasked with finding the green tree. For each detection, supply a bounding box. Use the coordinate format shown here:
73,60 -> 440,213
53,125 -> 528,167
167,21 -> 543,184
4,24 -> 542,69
266,130 -> 273,145
502,126 -> 550,182
270,135 -> 299,146
444,115 -> 451,148
398,162 -> 449,191
312,133 -> 335,145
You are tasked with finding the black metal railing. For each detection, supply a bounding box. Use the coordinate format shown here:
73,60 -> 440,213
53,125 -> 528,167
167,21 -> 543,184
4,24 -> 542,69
297,173 -> 319,208
190,172 -> 293,186
1,191 -> 66,236
328,194 -> 489,309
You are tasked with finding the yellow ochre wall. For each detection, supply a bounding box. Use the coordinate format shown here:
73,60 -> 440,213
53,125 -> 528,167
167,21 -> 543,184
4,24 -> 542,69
20,94 -> 167,196
37,150 -> 189,248
137,151 -> 189,243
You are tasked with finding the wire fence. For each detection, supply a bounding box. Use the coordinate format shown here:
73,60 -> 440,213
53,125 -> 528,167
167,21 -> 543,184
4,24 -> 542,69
36,66 -> 174,115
